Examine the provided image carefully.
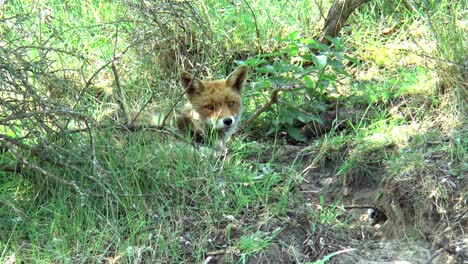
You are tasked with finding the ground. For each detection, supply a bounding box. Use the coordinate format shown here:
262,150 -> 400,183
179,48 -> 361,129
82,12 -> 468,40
203,142 -> 466,264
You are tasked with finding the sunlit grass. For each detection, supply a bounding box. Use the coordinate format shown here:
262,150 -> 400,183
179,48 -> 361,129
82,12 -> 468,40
1,0 -> 466,262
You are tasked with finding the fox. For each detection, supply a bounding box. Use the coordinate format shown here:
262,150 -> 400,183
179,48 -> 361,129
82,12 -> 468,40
130,65 -> 248,149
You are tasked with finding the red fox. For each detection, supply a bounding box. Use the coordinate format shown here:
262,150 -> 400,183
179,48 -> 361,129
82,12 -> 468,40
130,65 -> 248,149
178,65 -> 248,148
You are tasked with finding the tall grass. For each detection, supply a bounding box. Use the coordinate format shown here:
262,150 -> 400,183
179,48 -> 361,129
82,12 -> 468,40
1,0 -> 466,262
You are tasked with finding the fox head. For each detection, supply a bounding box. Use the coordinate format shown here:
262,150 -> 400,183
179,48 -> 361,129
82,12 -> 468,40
180,65 -> 248,135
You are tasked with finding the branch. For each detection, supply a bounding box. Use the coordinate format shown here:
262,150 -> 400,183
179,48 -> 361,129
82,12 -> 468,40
235,84 -> 299,135
242,0 -> 262,50
0,109 -> 85,124
319,0 -> 368,46
111,26 -> 130,126
6,142 -> 92,198
84,43 -> 133,90
111,62 -> 130,125
161,68 -> 202,126
1,134 -> 113,198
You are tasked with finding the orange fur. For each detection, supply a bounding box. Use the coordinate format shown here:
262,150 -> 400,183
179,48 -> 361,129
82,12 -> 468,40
124,66 -> 247,149
179,65 -> 248,148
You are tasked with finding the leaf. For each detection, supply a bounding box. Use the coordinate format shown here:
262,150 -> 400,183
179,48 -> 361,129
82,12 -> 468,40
301,38 -> 317,45
287,127 -> 307,142
281,108 -> 296,125
239,58 -> 268,67
307,42 -> 329,51
285,45 -> 299,56
257,65 -> 275,74
273,61 -> 295,73
256,79 -> 273,89
297,112 -> 323,124
328,59 -> 347,75
312,54 -> 328,71
288,31 -> 300,41
310,101 -> 329,112
303,75 -> 315,89
326,36 -> 344,47
344,54 -> 359,65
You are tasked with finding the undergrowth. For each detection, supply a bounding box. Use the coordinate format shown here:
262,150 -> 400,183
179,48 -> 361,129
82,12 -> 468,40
1,0 -> 466,263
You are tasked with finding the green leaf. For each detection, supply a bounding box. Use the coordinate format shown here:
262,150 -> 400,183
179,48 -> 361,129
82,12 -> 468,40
311,101 -> 329,112
344,54 -> 359,65
312,54 -> 328,71
307,42 -> 329,51
297,112 -> 323,124
328,59 -> 347,75
281,108 -> 296,125
286,45 -> 299,56
288,31 -> 300,41
239,58 -> 268,67
304,75 -> 315,89
287,127 -> 307,142
257,65 -> 275,74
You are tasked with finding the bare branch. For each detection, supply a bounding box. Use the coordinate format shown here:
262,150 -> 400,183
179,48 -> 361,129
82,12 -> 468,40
319,0 -> 368,46
6,142 -> 91,197
235,84 -> 300,135
111,62 -> 130,125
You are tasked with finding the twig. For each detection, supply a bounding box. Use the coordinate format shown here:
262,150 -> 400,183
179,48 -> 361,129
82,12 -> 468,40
7,142 -> 91,198
111,62 -> 130,125
161,91 -> 185,126
202,256 -> 214,264
62,123 -> 164,135
84,44 -> 133,90
1,134 -> 112,198
0,164 -> 22,173
0,197 -> 28,220
425,244 -> 453,264
242,0 -> 261,50
128,90 -> 154,127
314,0 -> 327,21
16,45 -> 86,60
111,26 -> 130,125
235,84 -> 299,134
401,0 -> 420,13
161,68 -> 200,126
62,123 -> 218,152
206,249 -> 226,255
0,109 -> 84,124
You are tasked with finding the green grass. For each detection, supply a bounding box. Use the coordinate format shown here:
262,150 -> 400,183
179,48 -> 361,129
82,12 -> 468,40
237,228 -> 281,263
1,0 -> 467,262
0,130 -> 299,262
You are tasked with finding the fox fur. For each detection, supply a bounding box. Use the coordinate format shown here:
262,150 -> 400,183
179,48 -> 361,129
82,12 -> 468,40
130,65 -> 248,149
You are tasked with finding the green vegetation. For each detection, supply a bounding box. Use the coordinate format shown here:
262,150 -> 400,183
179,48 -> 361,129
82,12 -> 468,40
1,0 -> 466,263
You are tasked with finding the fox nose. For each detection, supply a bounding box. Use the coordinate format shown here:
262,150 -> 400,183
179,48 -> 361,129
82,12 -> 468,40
223,117 -> 233,126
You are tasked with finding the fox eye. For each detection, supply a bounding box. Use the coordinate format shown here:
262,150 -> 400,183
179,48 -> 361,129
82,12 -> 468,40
228,101 -> 236,107
205,105 -> 214,110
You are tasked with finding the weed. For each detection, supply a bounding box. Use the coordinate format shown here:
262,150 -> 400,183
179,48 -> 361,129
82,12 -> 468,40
237,228 -> 281,263
242,33 -> 356,141
306,248 -> 357,264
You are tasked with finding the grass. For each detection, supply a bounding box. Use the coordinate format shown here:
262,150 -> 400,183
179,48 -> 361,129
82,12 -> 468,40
1,0 -> 467,263
1,130 -> 299,262
237,228 -> 281,263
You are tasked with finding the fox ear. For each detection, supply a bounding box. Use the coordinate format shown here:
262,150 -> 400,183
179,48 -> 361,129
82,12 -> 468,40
181,72 -> 203,95
226,65 -> 248,94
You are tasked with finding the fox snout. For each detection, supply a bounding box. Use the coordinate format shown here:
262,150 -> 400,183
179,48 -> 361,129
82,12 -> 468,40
222,117 -> 234,126
214,115 -> 237,130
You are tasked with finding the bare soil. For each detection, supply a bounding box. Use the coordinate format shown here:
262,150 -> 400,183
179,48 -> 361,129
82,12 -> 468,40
214,144 -> 468,264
